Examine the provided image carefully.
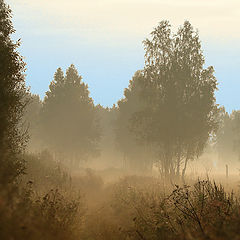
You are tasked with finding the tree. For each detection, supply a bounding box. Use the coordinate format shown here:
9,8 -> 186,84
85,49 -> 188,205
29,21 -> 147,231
0,0 -> 27,184
130,21 -> 219,178
216,109 -> 240,164
40,65 -> 100,167
23,93 -> 42,152
95,104 -> 123,168
232,111 -> 240,160
115,71 -> 155,172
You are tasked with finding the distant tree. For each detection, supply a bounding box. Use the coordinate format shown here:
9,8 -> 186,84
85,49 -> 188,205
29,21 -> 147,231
0,0 -> 27,184
130,21 -> 219,178
41,65 -> 100,167
115,71 -> 155,171
232,111 -> 240,161
216,109 -> 240,163
23,93 -> 42,152
95,104 -> 123,168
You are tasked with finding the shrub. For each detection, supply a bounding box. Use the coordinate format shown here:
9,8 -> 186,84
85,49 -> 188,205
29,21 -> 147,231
0,182 -> 84,240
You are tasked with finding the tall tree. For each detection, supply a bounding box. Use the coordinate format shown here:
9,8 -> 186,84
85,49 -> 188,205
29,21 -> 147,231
115,71 -> 155,172
130,21 -> 219,178
41,65 -> 100,167
0,0 -> 27,184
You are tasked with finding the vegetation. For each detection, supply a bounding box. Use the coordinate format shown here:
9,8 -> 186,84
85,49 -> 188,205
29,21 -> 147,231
0,0 -> 240,239
40,65 -> 101,167
130,21 -> 218,179
115,71 -> 155,172
0,0 -> 27,184
90,177 -> 240,240
216,108 -> 240,164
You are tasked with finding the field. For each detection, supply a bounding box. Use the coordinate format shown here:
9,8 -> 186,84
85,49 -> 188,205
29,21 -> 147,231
1,152 -> 240,240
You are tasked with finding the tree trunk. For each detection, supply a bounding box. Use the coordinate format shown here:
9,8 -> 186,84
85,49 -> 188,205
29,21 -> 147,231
176,155 -> 181,181
182,157 -> 188,182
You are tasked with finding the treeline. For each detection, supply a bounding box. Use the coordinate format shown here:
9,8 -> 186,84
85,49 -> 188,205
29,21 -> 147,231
25,66 -> 101,166
216,109 -> 240,163
22,21 -> 240,178
1,0 -> 240,184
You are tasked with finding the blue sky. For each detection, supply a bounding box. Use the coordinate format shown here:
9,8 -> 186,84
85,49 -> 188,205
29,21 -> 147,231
7,0 -> 240,112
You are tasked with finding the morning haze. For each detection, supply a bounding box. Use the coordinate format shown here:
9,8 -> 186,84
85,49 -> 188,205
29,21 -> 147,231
1,0 -> 240,239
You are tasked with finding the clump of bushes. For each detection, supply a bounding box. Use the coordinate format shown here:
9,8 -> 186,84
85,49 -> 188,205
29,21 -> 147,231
0,151 -> 85,240
2,150 -> 240,240
22,151 -> 71,191
111,179 -> 240,240
79,177 -> 240,240
0,181 -> 84,240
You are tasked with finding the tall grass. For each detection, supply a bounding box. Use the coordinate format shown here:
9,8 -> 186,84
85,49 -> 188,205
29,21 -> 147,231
1,152 -> 240,240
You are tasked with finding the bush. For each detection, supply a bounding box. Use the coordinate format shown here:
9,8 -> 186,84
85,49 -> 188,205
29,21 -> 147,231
22,151 -> 71,191
112,178 -> 240,240
0,181 -> 84,240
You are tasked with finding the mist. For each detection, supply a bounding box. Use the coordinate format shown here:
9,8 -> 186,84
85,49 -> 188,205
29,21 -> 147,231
1,0 -> 240,239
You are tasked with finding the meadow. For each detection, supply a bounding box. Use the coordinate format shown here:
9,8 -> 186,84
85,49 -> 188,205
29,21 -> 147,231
1,152 -> 239,240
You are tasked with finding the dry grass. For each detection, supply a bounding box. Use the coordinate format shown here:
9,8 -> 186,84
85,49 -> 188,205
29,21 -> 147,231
1,152 -> 240,240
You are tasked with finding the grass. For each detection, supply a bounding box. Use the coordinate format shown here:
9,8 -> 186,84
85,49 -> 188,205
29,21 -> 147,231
1,152 -> 240,240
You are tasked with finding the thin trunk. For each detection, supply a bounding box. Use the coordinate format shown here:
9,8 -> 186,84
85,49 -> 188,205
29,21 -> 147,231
182,157 -> 188,181
176,152 -> 181,178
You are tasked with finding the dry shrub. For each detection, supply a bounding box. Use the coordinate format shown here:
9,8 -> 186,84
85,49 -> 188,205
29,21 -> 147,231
0,182 -> 84,240
23,150 -> 70,191
0,152 -> 84,240
168,180 -> 240,239
2,153 -> 240,240
110,178 -> 240,240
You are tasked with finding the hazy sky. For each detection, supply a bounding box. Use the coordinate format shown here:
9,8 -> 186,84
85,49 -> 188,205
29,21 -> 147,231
7,0 -> 240,112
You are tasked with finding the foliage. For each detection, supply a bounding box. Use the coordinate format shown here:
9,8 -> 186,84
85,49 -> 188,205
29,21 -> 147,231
23,151 -> 70,191
40,65 -> 100,166
115,71 -> 155,171
23,93 -> 43,152
216,109 -> 240,163
0,182 -> 84,240
95,105 -> 123,168
0,0 -> 28,184
130,21 -> 219,178
105,178 -> 240,240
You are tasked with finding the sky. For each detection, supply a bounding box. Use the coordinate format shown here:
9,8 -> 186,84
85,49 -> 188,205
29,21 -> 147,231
6,0 -> 240,112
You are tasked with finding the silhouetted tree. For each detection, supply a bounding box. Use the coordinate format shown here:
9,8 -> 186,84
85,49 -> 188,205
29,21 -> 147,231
0,0 -> 27,184
131,21 -> 219,178
95,105 -> 123,168
115,71 -> 155,171
216,109 -> 240,163
41,65 -> 100,167
23,93 -> 42,152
